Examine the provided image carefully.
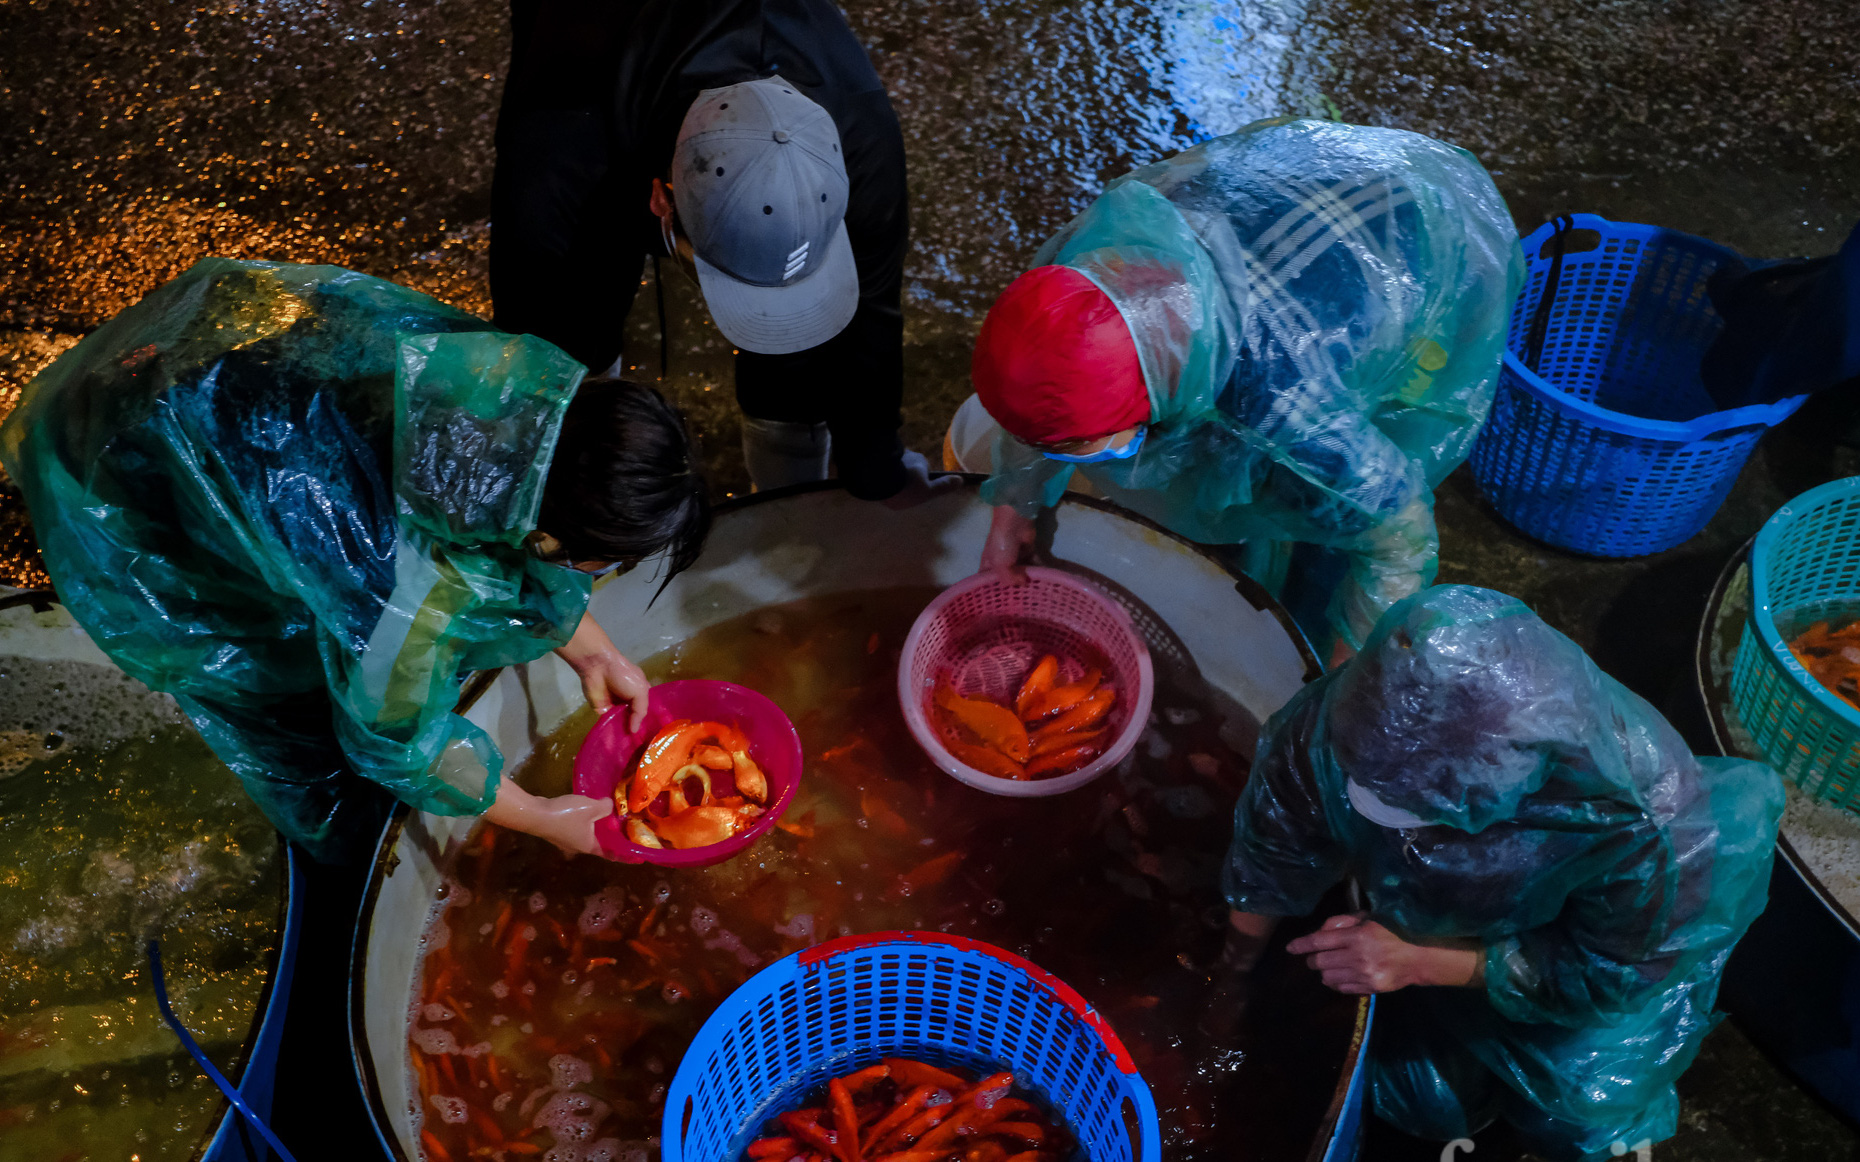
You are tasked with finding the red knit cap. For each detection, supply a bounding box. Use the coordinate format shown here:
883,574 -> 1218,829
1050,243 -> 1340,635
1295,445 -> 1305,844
972,266 -> 1150,446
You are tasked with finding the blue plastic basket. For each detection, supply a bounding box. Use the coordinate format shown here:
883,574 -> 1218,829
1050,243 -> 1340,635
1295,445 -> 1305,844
1469,214 -> 1806,557
1731,477 -> 1860,808
662,931 -> 1161,1162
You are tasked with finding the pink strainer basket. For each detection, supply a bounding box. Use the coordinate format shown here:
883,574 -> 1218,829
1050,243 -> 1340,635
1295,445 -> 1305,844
573,679 -> 803,867
899,567 -> 1154,797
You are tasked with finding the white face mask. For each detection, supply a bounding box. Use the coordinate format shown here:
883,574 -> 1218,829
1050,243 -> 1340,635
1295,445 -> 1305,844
1345,778 -> 1431,830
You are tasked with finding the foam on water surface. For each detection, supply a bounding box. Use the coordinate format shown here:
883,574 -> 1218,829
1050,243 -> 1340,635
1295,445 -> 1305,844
0,648 -> 281,1160
1780,787 -> 1860,923
0,654 -> 188,778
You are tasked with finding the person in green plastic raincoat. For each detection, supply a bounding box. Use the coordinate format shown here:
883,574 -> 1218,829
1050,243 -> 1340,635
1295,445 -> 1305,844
1217,585 -> 1781,1159
970,117 -> 1524,656
0,259 -> 711,864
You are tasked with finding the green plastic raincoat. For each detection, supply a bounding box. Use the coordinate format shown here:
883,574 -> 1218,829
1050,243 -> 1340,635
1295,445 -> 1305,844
983,118 -> 1524,649
1224,586 -> 1782,1159
0,259 -> 591,862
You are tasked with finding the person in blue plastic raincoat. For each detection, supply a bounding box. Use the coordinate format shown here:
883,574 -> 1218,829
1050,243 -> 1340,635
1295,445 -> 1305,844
970,117 -> 1524,657
0,259 -> 711,864
1217,585 -> 1782,1159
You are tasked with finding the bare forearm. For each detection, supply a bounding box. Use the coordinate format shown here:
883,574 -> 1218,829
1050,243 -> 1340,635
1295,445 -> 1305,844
555,610 -> 614,667
1411,943 -> 1484,988
1224,910 -> 1280,972
980,504 -> 1037,581
1286,914 -> 1486,994
484,776 -> 548,830
553,611 -> 651,727
484,775 -> 611,856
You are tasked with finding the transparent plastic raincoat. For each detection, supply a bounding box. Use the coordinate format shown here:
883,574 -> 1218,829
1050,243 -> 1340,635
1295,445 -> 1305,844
982,118 -> 1524,649
0,259 -> 591,862
1223,586 -> 1782,1159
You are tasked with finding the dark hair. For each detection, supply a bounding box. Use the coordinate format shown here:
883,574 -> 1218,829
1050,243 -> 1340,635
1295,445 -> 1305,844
539,378 -> 710,581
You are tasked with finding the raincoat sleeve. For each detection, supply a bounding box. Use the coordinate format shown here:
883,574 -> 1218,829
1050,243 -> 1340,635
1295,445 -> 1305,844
1223,690 -> 1351,915
324,331 -> 592,816
1328,494 -> 1438,651
1483,755 -> 1783,1027
979,428 -> 1073,516
1481,827 -> 1689,1026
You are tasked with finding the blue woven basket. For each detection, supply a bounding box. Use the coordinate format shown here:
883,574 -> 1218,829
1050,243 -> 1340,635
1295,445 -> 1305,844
1469,214 -> 1806,557
662,931 -> 1161,1162
1731,477 -> 1860,808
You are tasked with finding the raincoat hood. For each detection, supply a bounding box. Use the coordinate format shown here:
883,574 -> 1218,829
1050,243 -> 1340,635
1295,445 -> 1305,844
394,329 -> 579,548
1326,586 -> 1664,833
1035,178 -> 1236,427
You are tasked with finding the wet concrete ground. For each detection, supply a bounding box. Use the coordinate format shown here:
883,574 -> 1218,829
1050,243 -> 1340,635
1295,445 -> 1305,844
4,0 -> 1860,1157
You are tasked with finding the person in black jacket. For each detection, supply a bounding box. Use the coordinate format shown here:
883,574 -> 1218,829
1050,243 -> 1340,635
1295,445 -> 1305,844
491,0 -> 953,506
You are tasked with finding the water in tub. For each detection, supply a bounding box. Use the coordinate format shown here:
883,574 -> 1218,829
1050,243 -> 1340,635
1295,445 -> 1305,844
409,588 -> 1357,1162
0,654 -> 282,1159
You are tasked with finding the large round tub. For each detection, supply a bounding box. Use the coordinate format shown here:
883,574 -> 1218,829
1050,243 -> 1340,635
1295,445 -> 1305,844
351,485 -> 1371,1162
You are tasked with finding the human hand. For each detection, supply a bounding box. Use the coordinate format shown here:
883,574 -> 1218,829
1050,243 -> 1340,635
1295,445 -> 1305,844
570,650 -> 651,732
881,449 -> 964,511
1284,914 -> 1481,994
555,612 -> 651,731
979,505 -> 1037,585
528,794 -> 616,857
485,780 -> 615,857
1198,962 -> 1253,1042
1200,911 -> 1277,1041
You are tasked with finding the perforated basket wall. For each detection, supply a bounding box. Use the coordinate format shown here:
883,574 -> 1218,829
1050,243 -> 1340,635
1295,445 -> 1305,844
898,567 -> 1154,797
1469,214 -> 1806,557
1731,477 -> 1860,808
661,932 -> 1160,1162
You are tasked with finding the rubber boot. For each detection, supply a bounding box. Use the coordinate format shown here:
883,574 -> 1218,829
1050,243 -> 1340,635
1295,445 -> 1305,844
742,416 -> 831,492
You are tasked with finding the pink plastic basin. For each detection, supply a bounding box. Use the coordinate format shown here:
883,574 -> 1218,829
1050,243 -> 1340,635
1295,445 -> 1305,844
572,679 -> 803,867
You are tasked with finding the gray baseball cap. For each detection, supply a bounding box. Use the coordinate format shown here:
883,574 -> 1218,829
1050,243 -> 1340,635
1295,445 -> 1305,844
672,78 -> 858,355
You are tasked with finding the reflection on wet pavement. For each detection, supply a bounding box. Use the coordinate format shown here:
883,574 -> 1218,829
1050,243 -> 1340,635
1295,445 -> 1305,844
5,0 -> 1860,1155
1316,0 -> 1858,256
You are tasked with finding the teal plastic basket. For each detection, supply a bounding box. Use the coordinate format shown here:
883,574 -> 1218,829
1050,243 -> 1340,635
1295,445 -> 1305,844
1731,477 -> 1860,807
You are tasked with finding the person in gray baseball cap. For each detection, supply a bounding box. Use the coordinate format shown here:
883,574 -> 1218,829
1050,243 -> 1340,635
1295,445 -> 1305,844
666,79 -> 858,355
491,0 -> 955,509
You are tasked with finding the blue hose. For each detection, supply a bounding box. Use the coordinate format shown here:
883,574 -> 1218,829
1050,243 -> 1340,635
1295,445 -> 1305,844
147,940 -> 300,1162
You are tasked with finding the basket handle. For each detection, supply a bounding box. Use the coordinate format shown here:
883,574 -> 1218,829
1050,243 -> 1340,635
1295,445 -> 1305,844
1523,214 -> 1576,373
1501,350 -> 1810,444
1685,393 -> 1811,441
1644,392 -> 1811,445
